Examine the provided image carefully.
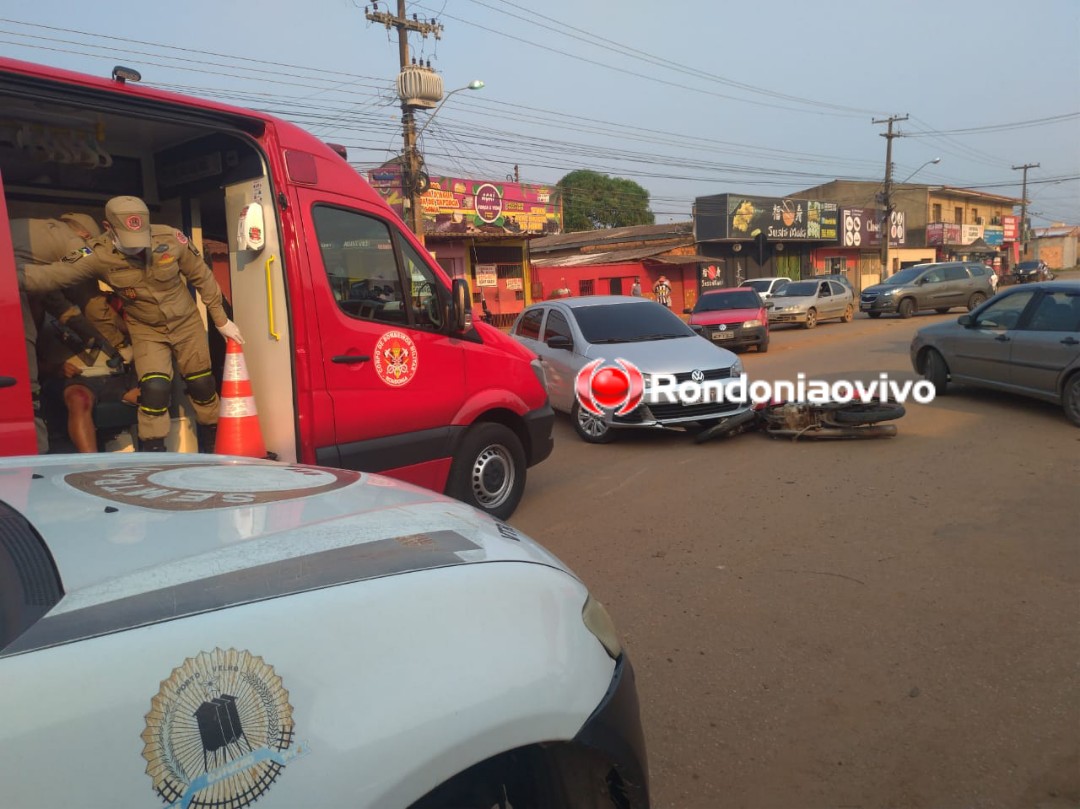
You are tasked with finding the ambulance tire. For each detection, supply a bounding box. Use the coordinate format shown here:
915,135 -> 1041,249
447,422 -> 527,520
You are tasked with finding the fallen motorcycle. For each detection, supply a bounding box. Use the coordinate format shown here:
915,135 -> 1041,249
694,399 -> 905,443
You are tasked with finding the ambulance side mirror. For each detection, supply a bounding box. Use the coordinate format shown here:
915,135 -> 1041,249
236,202 -> 266,252
451,278 -> 470,333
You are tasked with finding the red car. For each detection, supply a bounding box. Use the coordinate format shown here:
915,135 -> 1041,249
685,288 -> 770,352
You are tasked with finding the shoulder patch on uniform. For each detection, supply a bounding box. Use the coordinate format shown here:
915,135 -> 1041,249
62,246 -> 93,263
174,230 -> 189,245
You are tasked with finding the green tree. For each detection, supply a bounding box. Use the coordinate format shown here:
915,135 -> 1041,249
556,170 -> 655,232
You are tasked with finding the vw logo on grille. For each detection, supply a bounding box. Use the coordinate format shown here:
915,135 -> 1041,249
691,369 -> 704,383
718,324 -> 727,331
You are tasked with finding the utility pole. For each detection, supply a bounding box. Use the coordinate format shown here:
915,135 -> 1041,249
366,1 -> 443,242
1012,163 -> 1039,259
873,114 -> 908,279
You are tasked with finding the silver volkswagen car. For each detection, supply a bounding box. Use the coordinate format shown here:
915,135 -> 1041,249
510,296 -> 751,442
910,281 -> 1080,425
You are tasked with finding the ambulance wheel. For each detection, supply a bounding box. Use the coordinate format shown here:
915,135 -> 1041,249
447,423 -> 526,520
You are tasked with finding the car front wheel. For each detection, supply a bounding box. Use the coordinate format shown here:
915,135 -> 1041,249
898,298 -> 915,318
804,308 -> 817,329
572,401 -> 617,444
446,423 -> 527,520
842,305 -> 854,323
967,292 -> 987,311
1063,373 -> 1080,427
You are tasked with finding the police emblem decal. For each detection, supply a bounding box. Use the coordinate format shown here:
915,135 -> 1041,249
142,648 -> 308,809
373,330 -> 419,388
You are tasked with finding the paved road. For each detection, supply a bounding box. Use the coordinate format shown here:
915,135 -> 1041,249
511,311 -> 1079,809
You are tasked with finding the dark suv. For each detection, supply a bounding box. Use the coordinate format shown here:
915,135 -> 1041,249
860,262 -> 994,318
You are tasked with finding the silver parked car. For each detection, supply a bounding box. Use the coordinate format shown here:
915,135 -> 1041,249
510,296 -> 751,442
766,279 -> 855,328
910,281 -> 1080,426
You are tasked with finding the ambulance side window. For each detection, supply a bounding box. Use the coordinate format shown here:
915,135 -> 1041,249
312,205 -> 406,325
397,239 -> 446,332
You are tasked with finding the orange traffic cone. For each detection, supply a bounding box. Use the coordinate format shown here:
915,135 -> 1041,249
215,338 -> 268,458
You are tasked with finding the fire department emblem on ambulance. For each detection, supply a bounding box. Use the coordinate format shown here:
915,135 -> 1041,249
373,330 -> 419,387
142,648 -> 307,809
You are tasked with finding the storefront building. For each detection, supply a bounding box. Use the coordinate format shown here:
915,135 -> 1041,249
368,165 -> 562,327
529,222 -> 714,313
693,194 -> 841,290
796,180 -> 1022,277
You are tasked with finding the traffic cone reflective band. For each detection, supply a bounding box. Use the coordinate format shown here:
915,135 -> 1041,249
215,338 -> 268,458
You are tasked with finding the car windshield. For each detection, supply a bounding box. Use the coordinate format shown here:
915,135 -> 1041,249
574,302 -> 694,343
774,281 -> 818,297
743,279 -> 775,293
883,266 -> 927,285
695,291 -> 761,311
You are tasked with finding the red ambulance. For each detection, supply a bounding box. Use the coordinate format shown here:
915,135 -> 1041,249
0,57 -> 553,519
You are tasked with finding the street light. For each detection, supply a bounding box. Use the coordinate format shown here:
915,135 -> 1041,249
405,79 -> 484,244
899,157 -> 941,184
880,157 -> 942,280
415,80 -> 484,140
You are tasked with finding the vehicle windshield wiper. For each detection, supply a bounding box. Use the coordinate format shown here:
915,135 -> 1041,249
622,333 -> 683,342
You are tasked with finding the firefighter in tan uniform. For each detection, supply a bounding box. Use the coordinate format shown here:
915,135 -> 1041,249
18,196 -> 244,452
11,213 -> 121,452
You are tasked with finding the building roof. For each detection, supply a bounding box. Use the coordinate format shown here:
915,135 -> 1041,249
529,221 -> 692,253
1032,225 -> 1079,238
929,186 -> 1022,205
530,243 -> 710,268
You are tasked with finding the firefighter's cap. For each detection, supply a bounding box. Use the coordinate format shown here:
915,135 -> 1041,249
105,196 -> 151,250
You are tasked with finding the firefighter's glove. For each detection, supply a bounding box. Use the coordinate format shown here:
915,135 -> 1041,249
216,320 -> 244,345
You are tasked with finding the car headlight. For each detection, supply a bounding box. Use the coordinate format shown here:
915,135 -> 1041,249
879,288 -> 896,296
530,358 -> 547,391
730,357 -> 744,377
742,319 -> 762,328
582,595 -> 621,659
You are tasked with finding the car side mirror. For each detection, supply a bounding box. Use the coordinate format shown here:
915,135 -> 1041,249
451,278 -> 470,333
545,335 -> 573,350
957,314 -> 973,327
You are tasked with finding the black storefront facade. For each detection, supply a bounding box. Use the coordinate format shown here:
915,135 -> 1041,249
692,193 -> 840,294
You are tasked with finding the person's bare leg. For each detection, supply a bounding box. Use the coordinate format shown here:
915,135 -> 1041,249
64,385 -> 98,452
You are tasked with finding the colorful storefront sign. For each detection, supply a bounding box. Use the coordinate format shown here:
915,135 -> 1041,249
983,226 -> 1004,246
839,207 -> 905,247
927,223 -> 962,245
699,262 -> 725,291
1001,215 -> 1019,242
695,194 -> 841,242
368,166 -> 562,236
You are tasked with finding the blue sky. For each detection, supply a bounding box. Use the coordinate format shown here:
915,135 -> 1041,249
3,0 -> 1078,225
